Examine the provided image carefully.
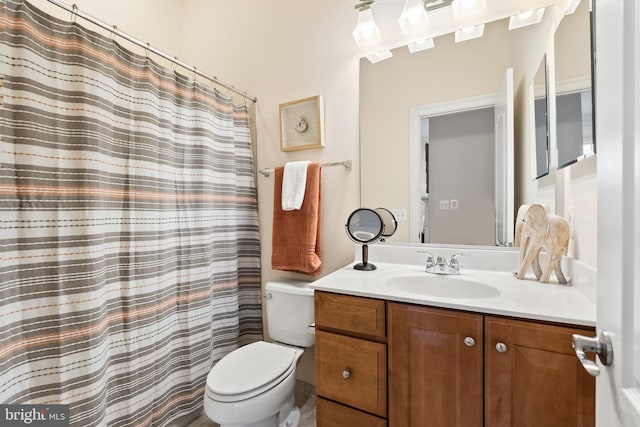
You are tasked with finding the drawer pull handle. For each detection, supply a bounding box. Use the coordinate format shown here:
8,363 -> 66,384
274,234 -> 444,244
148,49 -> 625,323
342,369 -> 351,379
496,342 -> 507,353
464,337 -> 475,347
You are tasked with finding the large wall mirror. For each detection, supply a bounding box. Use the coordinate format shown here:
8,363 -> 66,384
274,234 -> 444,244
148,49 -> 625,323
554,0 -> 594,168
360,3 -> 593,247
360,16 -> 548,247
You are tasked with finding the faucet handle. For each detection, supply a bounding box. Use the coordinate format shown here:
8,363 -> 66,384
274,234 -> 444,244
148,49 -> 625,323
424,251 -> 435,270
449,252 -> 467,270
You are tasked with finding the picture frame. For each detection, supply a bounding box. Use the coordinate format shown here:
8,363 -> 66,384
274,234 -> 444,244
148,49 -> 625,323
279,95 -> 325,152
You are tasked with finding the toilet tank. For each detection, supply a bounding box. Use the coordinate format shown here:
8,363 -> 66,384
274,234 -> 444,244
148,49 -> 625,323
265,281 -> 315,348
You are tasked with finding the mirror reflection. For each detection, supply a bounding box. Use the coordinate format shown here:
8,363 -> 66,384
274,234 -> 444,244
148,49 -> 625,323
360,16 -> 546,246
532,55 -> 550,179
375,207 -> 398,238
554,0 -> 594,168
345,208 -> 383,244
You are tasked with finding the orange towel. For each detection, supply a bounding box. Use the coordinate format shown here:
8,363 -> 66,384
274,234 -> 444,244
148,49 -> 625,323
271,162 -> 322,276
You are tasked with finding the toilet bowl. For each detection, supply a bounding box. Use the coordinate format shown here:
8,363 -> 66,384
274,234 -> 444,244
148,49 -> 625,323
203,281 -> 314,427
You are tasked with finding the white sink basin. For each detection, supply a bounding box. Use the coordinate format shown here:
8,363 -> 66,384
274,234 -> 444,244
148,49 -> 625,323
385,274 -> 501,299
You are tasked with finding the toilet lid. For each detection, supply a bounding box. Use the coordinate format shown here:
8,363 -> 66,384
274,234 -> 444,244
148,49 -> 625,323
207,341 -> 296,397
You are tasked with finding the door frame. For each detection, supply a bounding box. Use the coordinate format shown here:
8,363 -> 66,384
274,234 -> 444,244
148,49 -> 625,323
409,94 -> 497,244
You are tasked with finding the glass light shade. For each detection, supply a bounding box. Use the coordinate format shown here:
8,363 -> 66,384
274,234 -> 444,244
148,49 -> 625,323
353,8 -> 381,46
366,49 -> 393,63
454,24 -> 484,42
452,0 -> 486,19
408,38 -> 435,53
398,0 -> 429,35
508,8 -> 545,30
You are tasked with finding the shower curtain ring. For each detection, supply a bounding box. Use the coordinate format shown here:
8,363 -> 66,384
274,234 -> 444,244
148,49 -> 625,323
110,25 -> 117,41
172,57 -> 178,72
71,4 -> 78,23
193,66 -> 197,83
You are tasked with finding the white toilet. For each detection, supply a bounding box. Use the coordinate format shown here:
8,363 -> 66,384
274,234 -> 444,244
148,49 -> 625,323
203,281 -> 315,427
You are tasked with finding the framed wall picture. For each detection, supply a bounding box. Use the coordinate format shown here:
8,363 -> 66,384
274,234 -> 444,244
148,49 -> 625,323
279,95 -> 325,152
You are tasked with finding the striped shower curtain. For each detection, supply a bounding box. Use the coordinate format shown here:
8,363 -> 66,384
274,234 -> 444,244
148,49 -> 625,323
0,0 -> 262,425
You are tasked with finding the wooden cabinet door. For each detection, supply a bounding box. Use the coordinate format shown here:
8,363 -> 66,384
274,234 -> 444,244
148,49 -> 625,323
388,302 -> 483,427
485,316 -> 595,427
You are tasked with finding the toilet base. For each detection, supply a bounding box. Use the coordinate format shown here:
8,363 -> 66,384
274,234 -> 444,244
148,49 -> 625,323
215,403 -> 300,427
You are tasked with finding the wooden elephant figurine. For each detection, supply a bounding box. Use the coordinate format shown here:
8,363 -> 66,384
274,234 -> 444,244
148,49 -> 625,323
514,203 -> 550,248
515,204 -> 570,284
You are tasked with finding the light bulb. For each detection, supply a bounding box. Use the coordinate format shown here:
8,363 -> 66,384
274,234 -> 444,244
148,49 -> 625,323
398,0 -> 429,35
408,8 -> 422,24
463,26 -> 476,33
353,7 -> 380,46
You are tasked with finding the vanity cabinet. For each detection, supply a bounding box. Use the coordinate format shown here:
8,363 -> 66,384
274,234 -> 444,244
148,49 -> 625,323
316,292 -> 595,427
315,292 -> 387,426
388,302 -> 596,427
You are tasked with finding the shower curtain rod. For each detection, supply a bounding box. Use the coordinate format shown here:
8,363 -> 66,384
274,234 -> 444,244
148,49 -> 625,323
46,0 -> 257,103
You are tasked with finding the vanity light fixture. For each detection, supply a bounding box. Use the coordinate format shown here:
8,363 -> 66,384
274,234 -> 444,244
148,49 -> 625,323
563,0 -> 581,15
508,7 -> 545,30
408,37 -> 435,53
454,24 -> 484,42
353,0 -> 381,46
398,0 -> 429,35
366,49 -> 393,63
452,0 -> 486,19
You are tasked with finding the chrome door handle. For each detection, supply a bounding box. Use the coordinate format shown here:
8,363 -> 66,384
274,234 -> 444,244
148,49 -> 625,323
572,330 -> 613,377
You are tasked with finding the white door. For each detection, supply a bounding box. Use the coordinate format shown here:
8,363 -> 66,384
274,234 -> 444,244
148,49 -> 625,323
593,1 -> 640,425
494,68 -> 514,246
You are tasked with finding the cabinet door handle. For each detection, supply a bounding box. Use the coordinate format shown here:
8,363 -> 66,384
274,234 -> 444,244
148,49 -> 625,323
342,369 -> 351,379
496,342 -> 507,353
464,337 -> 475,347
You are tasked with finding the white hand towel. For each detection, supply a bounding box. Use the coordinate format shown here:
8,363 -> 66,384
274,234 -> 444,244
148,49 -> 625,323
282,161 -> 310,211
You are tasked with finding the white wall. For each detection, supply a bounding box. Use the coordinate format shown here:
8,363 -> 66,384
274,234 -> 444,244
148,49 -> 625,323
176,1 -> 362,283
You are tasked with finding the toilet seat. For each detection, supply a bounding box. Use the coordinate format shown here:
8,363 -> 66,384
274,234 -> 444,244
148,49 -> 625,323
206,341 -> 297,402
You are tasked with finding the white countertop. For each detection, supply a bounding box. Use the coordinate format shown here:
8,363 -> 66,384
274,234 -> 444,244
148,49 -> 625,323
311,261 -> 596,327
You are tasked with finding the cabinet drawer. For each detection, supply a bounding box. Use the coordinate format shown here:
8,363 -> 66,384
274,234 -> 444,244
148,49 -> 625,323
317,397 -> 387,427
316,330 -> 387,417
315,291 -> 386,338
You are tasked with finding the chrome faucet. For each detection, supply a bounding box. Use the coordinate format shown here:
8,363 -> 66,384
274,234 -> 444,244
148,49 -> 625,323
425,252 -> 465,275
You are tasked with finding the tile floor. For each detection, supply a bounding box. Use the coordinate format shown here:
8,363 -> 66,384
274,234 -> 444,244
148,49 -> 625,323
187,382 -> 316,427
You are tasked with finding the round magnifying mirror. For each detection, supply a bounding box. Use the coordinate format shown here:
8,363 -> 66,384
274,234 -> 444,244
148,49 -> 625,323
345,208 -> 383,271
375,207 -> 398,240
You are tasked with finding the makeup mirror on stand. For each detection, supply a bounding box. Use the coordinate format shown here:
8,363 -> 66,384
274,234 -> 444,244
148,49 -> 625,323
346,207 -> 397,271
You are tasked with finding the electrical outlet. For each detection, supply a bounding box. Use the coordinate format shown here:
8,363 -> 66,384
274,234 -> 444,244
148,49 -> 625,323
390,208 -> 407,222
440,200 -> 449,210
450,199 -> 458,209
